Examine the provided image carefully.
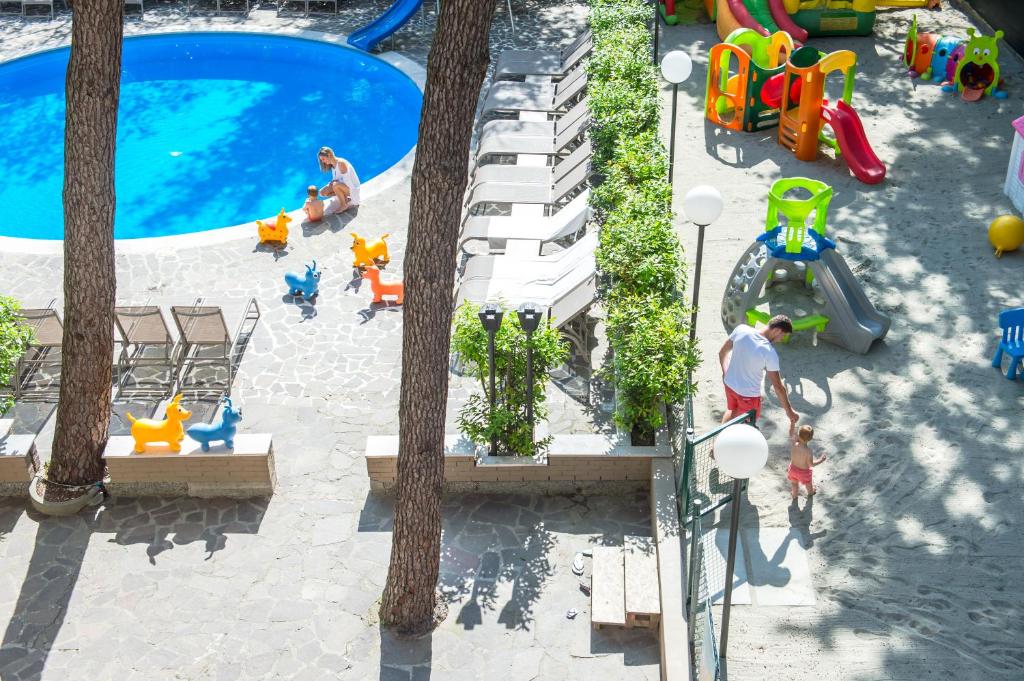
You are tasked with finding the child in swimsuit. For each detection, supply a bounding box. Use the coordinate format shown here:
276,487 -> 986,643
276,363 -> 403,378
303,185 -> 324,222
788,424 -> 826,498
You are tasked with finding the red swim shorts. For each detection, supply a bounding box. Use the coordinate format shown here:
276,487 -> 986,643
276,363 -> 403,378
787,464 -> 812,485
724,384 -> 761,419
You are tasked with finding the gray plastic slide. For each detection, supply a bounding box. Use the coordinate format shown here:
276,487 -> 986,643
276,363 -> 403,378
809,249 -> 890,355
719,243 -> 889,355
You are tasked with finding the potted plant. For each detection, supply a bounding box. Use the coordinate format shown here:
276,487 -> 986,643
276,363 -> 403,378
451,303 -> 568,457
0,296 -> 32,437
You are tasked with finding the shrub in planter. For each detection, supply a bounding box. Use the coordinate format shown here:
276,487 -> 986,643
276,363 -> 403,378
0,297 -> 32,417
451,303 -> 569,457
605,296 -> 699,433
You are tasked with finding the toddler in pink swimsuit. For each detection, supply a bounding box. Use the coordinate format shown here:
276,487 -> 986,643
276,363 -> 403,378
788,424 -> 827,498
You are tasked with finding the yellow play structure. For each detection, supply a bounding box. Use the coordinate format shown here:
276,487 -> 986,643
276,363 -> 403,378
256,208 -> 292,245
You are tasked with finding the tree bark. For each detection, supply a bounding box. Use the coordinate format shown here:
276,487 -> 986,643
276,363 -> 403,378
379,0 -> 497,634
47,0 -> 123,488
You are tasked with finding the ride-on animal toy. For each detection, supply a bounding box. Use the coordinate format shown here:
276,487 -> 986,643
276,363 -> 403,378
257,209 -> 292,244
362,265 -> 404,304
126,394 -> 192,453
186,397 -> 243,451
284,260 -> 321,299
350,231 -> 391,268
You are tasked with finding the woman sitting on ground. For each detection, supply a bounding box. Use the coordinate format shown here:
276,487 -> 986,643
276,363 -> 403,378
317,146 -> 361,213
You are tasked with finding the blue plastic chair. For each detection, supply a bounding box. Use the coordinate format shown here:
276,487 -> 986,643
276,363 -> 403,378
992,307 -> 1024,380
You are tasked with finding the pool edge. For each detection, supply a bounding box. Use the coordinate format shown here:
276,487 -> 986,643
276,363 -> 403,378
0,27 -> 426,256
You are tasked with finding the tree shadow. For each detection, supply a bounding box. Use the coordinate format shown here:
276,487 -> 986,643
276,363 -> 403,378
0,496 -> 266,680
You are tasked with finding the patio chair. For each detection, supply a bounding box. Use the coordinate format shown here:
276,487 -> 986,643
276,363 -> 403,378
479,67 -> 587,121
124,0 -> 143,16
170,298 -> 260,397
991,307 -> 1024,380
464,157 -> 592,218
0,0 -> 24,17
459,190 -> 590,253
13,304 -> 63,399
21,0 -> 52,18
469,139 -> 591,190
114,306 -> 178,398
475,109 -> 590,169
476,98 -> 588,155
456,232 -> 597,337
493,30 -> 592,80
189,0 -> 248,16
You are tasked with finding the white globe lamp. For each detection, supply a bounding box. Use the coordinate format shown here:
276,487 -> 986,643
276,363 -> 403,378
683,185 -> 724,228
659,50 -> 693,84
714,423 -> 769,479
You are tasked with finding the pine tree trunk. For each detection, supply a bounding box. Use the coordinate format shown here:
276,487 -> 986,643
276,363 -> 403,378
379,0 -> 496,634
47,0 -> 123,488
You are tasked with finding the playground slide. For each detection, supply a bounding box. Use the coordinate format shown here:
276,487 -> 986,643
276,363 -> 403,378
725,0 -> 770,37
347,0 -> 424,51
821,100 -> 886,185
767,0 -> 809,42
810,249 -> 891,354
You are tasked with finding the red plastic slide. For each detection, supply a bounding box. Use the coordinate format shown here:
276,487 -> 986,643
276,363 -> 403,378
820,100 -> 886,185
760,73 -> 802,108
767,0 -> 808,43
726,0 -> 770,36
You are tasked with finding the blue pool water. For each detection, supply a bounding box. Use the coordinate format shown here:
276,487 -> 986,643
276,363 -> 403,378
0,33 -> 422,240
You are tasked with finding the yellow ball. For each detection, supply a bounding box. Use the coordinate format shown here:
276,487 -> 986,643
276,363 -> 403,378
988,215 -> 1024,257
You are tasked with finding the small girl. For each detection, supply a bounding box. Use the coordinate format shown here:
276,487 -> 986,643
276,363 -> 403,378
788,424 -> 826,498
303,185 -> 324,222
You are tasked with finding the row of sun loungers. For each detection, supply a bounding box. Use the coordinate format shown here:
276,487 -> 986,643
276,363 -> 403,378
456,30 -> 596,349
8,299 -> 260,401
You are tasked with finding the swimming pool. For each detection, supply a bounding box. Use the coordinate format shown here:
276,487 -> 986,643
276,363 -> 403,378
0,32 -> 423,241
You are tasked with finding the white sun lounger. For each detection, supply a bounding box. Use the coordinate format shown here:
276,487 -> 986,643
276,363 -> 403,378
458,191 -> 591,253
480,67 -> 587,121
493,30 -> 592,80
469,140 -> 592,191
465,160 -> 591,218
475,111 -> 590,168
456,232 -> 597,328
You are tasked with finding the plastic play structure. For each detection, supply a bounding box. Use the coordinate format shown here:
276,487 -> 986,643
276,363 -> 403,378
989,215 -> 1024,257
720,177 -> 890,354
658,0 -> 704,25
285,261 -> 321,299
775,46 -> 886,184
1005,116 -> 1024,213
903,16 -> 1007,100
707,40 -> 886,184
257,209 -> 292,245
350,231 -> 392,269
348,0 -> 424,51
705,29 -> 796,132
186,397 -> 243,452
362,265 -> 404,304
707,0 -> 940,41
126,394 -> 192,453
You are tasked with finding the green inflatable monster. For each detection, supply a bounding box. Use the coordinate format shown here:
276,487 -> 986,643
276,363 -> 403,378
954,28 -> 1005,99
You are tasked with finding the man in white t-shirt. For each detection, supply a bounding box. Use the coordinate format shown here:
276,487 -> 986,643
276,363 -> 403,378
718,315 -> 799,426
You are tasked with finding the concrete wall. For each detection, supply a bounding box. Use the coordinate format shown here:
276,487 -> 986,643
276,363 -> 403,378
103,434 -> 276,498
365,433 -> 671,494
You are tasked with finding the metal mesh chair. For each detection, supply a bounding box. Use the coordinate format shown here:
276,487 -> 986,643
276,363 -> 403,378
114,306 -> 178,398
170,298 -> 259,398
14,304 -> 63,399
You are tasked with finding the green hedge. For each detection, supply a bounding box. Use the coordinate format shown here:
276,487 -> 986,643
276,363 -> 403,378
589,0 -> 697,432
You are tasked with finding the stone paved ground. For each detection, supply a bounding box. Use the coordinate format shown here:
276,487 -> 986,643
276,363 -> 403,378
0,2 -> 661,680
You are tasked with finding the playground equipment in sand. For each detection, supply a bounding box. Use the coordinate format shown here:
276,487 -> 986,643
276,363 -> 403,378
720,177 -> 890,355
707,40 -> 886,185
774,46 -> 886,184
903,16 -> 1007,101
706,0 -> 941,42
705,29 -> 796,132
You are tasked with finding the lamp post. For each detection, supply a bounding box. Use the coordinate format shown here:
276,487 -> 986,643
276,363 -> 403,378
682,186 -> 724,346
651,0 -> 659,65
478,304 -> 504,456
516,302 -> 543,445
713,423 -> 769,659
659,50 -> 693,187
